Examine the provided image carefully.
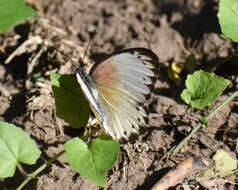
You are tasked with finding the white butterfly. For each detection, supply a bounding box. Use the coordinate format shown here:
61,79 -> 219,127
76,48 -> 159,141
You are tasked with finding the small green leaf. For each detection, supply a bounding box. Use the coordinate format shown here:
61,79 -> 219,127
50,72 -> 61,87
0,121 -> 41,178
64,135 -> 120,187
200,116 -> 208,126
51,73 -> 90,128
33,73 -> 44,81
218,0 -> 238,42
181,70 -> 230,109
0,0 -> 36,34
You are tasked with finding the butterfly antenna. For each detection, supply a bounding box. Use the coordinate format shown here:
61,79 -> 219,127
48,29 -> 95,68
82,29 -> 96,65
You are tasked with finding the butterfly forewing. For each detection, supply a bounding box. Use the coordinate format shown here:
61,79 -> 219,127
90,48 -> 159,140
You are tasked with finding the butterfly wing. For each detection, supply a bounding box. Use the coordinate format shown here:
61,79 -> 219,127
90,48 -> 159,141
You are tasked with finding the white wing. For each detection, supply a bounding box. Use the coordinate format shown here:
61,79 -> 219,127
90,48 -> 159,141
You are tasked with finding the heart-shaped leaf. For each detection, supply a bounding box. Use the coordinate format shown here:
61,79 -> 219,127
0,121 -> 41,178
64,135 -> 120,187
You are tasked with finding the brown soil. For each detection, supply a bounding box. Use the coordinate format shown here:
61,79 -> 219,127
0,0 -> 237,190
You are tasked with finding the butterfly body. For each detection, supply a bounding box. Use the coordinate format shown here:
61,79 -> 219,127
76,48 -> 159,141
76,66 -> 109,131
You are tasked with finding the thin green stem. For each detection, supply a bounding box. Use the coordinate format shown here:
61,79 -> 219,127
17,150 -> 65,190
173,90 -> 238,154
173,123 -> 201,154
206,90 -> 238,120
16,163 -> 28,177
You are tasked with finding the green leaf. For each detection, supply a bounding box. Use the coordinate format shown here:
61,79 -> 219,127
218,0 -> 238,42
64,135 -> 120,187
0,0 -> 36,34
181,70 -> 230,109
33,73 -> 44,81
50,72 -> 61,87
51,73 -> 90,128
200,116 -> 208,126
0,121 -> 41,178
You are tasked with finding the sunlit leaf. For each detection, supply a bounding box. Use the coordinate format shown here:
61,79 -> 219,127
218,0 -> 238,42
0,121 -> 41,178
0,0 -> 36,34
64,135 -> 120,187
181,70 -> 230,109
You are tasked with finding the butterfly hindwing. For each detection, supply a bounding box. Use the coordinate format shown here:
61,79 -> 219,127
95,81 -> 148,140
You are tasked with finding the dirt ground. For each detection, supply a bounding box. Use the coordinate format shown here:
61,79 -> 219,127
0,0 -> 237,189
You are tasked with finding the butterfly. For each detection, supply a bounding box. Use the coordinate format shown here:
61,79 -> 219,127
76,48 -> 159,141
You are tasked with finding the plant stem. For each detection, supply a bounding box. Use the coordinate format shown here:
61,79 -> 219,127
17,150 -> 65,190
206,90 -> 238,120
173,123 -> 202,154
173,90 -> 238,154
16,163 -> 28,177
